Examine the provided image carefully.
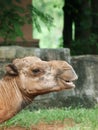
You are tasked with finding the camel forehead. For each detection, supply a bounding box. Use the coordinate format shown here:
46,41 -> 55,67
13,56 -> 42,67
21,56 -> 41,63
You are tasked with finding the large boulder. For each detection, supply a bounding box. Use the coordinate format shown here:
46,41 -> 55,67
71,55 -> 98,106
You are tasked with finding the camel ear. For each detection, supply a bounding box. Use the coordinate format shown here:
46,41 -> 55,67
5,64 -> 18,76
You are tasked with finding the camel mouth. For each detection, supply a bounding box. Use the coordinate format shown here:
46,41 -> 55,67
60,78 -> 76,89
65,80 -> 75,88
64,74 -> 78,88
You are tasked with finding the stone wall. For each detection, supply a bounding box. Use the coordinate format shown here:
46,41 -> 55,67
72,55 -> 98,106
0,46 -> 98,108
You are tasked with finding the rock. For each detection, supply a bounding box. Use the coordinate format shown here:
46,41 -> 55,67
72,55 -> 98,104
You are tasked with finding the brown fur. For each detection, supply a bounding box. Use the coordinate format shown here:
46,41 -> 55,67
0,56 -> 78,123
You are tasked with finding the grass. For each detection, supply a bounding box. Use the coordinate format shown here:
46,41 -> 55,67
0,106 -> 98,130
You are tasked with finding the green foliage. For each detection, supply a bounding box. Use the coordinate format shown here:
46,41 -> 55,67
0,0 -> 24,43
0,0 -> 53,44
58,37 -> 63,48
71,34 -> 98,55
33,0 -> 64,48
32,6 -> 54,33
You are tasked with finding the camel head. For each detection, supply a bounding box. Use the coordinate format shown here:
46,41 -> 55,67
5,56 -> 78,97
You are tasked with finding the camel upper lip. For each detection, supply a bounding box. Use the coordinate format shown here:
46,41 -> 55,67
65,80 -> 75,88
60,78 -> 76,88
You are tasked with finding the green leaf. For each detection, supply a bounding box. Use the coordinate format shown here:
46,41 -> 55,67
14,23 -> 23,37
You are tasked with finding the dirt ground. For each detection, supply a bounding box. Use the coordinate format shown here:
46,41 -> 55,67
0,118 -> 76,130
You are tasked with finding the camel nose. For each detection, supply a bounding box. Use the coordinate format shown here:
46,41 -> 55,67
58,68 -> 78,81
69,67 -> 78,80
48,60 -> 78,81
59,62 -> 78,81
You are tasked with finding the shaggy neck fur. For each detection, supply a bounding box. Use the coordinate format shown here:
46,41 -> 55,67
0,76 -> 34,114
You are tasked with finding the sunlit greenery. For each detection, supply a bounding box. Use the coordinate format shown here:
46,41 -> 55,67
33,0 -> 64,48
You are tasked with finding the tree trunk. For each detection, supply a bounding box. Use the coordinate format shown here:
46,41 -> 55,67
91,0 -> 98,34
63,0 -> 92,47
63,0 -> 73,48
75,0 -> 92,40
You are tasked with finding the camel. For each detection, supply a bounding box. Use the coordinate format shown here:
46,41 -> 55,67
0,56 -> 78,123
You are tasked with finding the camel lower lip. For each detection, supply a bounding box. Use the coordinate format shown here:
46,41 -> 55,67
66,82 -> 75,87
66,81 -> 74,85
59,78 -> 75,88
64,81 -> 75,88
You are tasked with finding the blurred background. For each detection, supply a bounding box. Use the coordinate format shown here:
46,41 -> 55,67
0,1 -> 98,129
33,0 -> 64,48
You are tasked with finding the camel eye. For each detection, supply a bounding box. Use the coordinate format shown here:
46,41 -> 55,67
32,69 -> 40,74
